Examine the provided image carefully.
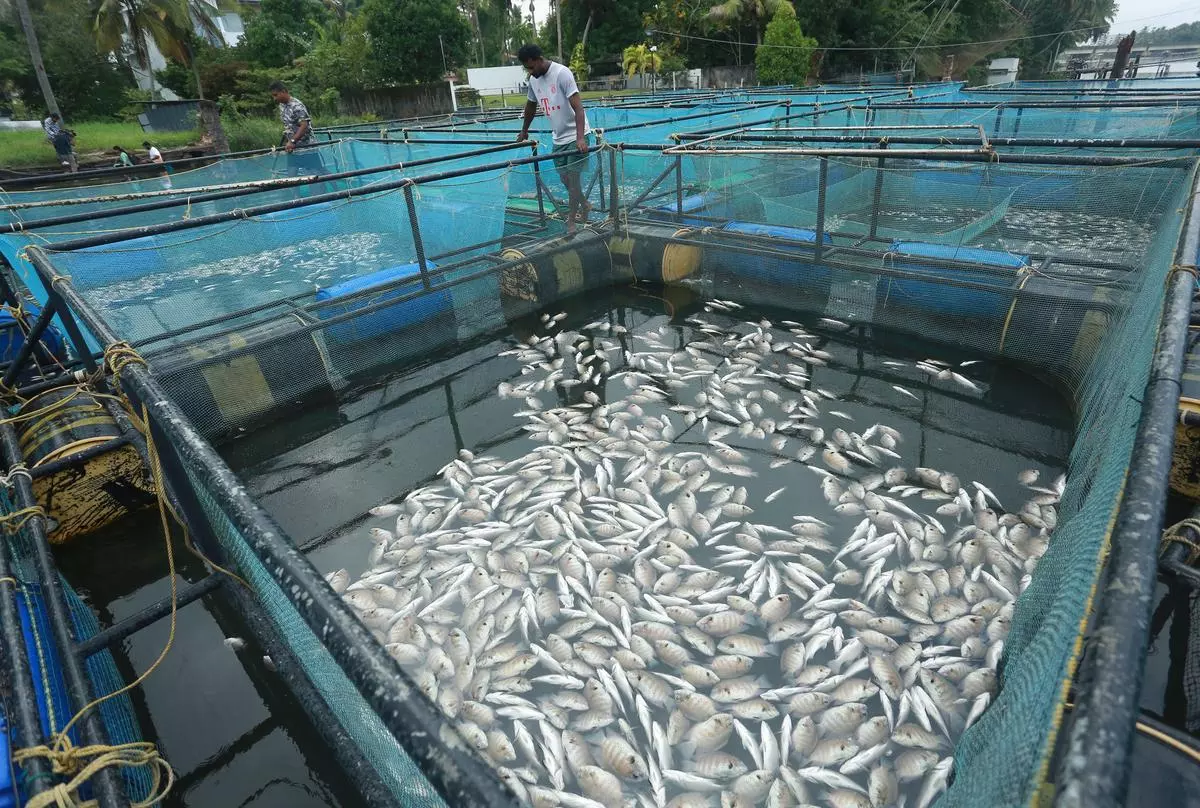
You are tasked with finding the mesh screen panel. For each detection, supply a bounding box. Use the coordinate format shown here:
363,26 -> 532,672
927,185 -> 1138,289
1,490 -> 153,801
175,457 -> 446,807
614,149 -> 1195,806
15,109 -> 1199,808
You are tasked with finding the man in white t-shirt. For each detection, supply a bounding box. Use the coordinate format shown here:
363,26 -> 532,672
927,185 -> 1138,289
516,44 -> 592,234
143,141 -> 163,163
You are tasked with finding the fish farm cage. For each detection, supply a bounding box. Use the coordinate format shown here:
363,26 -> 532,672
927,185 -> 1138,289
0,79 -> 1197,808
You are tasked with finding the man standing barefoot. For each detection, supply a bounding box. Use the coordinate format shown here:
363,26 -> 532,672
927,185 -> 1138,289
516,44 -> 592,234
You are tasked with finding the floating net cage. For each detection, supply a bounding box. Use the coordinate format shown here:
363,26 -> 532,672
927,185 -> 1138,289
0,86 -> 1198,808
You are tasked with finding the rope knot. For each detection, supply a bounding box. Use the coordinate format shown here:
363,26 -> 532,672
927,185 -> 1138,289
14,737 -> 173,808
103,341 -> 148,381
0,505 -> 46,534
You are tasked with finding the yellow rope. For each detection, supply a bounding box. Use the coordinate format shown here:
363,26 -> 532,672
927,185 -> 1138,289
13,740 -> 173,808
1161,517 -> 1200,563
9,396 -> 179,806
94,344 -> 250,591
0,506 -> 47,534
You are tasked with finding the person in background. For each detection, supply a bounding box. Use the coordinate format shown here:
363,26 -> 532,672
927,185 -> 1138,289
42,112 -> 61,144
52,126 -> 77,173
515,44 -> 592,234
113,145 -> 134,167
268,80 -> 313,152
143,141 -> 163,163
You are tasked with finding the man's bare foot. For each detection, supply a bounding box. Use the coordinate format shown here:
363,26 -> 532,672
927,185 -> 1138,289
577,200 -> 593,223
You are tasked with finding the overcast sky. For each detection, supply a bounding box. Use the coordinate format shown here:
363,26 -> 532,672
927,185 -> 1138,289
524,0 -> 1200,38
1110,0 -> 1200,33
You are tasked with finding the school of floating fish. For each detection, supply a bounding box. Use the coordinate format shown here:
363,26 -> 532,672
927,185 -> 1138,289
325,300 -> 1062,808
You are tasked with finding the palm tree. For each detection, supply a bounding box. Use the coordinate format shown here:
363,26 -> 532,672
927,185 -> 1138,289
622,43 -> 662,88
94,0 -> 233,149
708,0 -> 790,45
93,0 -> 190,100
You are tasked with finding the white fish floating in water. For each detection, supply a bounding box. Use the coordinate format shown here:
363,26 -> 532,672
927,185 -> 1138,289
331,304 -> 1059,808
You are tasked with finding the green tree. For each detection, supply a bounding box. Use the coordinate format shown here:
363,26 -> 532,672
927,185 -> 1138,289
569,41 -> 589,81
555,0 -> 656,75
646,0 -> 747,67
296,13 -> 372,93
3,0 -> 134,118
1137,21 -> 1200,46
623,42 -> 662,86
92,0 -> 191,99
240,0 -> 330,67
755,3 -> 815,85
363,0 -> 471,84
708,0 -> 788,45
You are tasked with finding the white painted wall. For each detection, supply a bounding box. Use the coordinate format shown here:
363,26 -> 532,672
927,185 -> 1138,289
466,65 -> 529,96
986,57 -> 1020,85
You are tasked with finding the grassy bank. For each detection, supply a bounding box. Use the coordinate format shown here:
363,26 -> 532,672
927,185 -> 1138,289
0,114 -> 374,169
0,122 -> 195,169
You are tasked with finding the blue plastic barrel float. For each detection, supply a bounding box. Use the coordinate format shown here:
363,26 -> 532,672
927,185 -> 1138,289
314,262 -> 454,345
879,240 -> 1027,321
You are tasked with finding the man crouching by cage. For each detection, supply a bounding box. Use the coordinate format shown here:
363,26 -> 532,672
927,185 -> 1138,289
516,44 -> 593,235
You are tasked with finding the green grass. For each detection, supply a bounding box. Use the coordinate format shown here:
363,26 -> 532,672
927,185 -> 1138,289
0,121 -> 196,169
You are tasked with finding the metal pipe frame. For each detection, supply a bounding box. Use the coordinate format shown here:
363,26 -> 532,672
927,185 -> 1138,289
869,98 -> 1200,109
0,506 -> 56,798
1159,537 -> 1200,589
0,423 -> 129,807
28,435 -> 130,481
642,142 -> 1197,166
20,248 -> 522,808
110,233 -> 609,378
2,141 -> 535,235
673,133 -> 1200,150
626,223 -> 1120,305
1055,163 -> 1200,808
126,214 -> 559,355
35,144 -> 611,254
76,574 -> 221,659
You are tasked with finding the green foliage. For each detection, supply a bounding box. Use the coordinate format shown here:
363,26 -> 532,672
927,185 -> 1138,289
156,60 -> 197,98
570,42 -> 590,82
646,0 -> 754,67
478,0 -> 530,64
362,0 -> 471,84
296,13 -> 373,93
0,121 -> 194,167
240,0 -> 330,68
2,0 -> 135,119
708,0 -> 789,44
755,3 -> 816,85
622,43 -> 663,77
558,0 -> 658,74
218,109 -> 281,151
1136,21 -> 1200,46
787,0 -> 1116,79
93,0 -> 190,82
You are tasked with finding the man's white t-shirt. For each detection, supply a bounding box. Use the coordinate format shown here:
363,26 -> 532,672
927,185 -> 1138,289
526,61 -> 591,146
147,146 -> 163,163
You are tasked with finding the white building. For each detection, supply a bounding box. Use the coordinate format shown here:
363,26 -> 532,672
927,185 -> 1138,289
985,58 -> 1020,85
1054,41 -> 1200,80
129,0 -> 248,100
